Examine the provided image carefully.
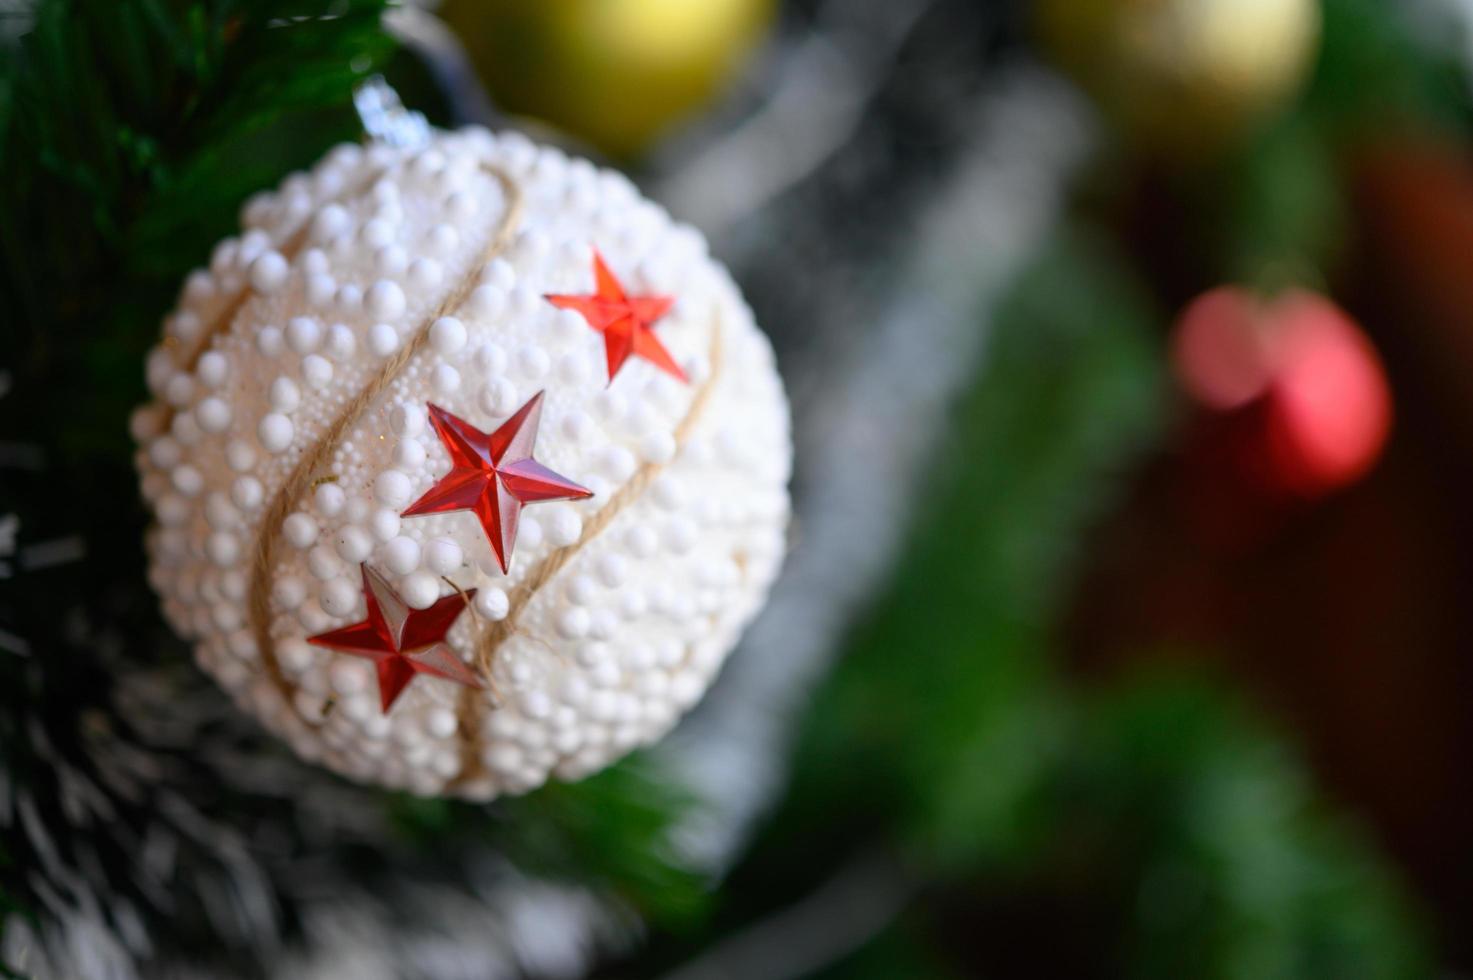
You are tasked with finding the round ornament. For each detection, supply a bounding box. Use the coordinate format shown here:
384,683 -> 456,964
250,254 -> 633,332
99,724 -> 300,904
1036,0 -> 1320,152
441,0 -> 776,158
132,128 -> 791,798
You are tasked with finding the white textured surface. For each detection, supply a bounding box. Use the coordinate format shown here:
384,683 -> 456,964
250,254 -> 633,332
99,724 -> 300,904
133,128 -> 792,799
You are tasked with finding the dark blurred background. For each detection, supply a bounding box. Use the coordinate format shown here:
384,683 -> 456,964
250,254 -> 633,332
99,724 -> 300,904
5,0 -> 1473,977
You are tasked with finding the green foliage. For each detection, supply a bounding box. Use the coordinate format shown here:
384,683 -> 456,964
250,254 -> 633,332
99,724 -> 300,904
1308,0 -> 1472,135
1062,677 -> 1430,980
791,230 -> 1167,873
0,0 -> 394,460
389,759 -> 708,929
705,231 -> 1429,979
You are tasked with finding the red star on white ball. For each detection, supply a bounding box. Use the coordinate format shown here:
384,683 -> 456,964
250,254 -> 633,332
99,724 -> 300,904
402,394 -> 592,573
307,563 -> 481,713
545,249 -> 687,384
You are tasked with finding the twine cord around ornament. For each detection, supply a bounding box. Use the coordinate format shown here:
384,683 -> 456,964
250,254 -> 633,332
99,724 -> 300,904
247,162 -> 525,712
449,321 -> 725,787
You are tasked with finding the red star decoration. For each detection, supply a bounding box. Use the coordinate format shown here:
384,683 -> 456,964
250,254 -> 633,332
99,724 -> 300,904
402,394 -> 592,573
545,248 -> 688,384
307,563 -> 481,713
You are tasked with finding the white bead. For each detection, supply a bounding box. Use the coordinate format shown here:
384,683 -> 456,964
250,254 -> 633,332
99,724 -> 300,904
146,347 -> 175,395
183,269 -> 214,303
595,553 -> 628,588
401,572 -> 440,609
425,707 -> 458,739
312,203 -> 349,240
547,508 -> 582,547
600,446 -> 637,482
172,412 -> 201,446
561,411 -> 593,443
475,587 -> 509,621
625,525 -> 658,558
148,437 -> 181,469
156,494 -> 188,526
557,352 -> 591,386
516,345 -> 550,379
468,284 -> 505,320
171,464 -> 203,496
664,517 -> 697,554
429,316 -> 466,354
485,744 -> 523,774
331,659 -> 370,695
473,342 -> 507,375
231,476 -> 263,510
336,283 -> 363,313
314,482 -> 346,516
375,244 -> 408,275
226,439 -> 256,472
445,190 -> 476,218
269,376 -> 300,412
325,323 -> 356,360
374,469 -> 412,509
256,325 -> 285,358
594,389 -> 626,421
197,351 -> 229,388
552,308 -> 586,341
639,431 -> 676,464
258,413 -> 294,453
432,364 -> 460,393
371,508 -> 401,541
204,492 -> 238,529
362,217 -> 395,248
301,248 -> 329,274
425,538 -> 464,575
334,526 -> 373,564
286,316 -> 321,354
308,544 -> 341,580
171,311 -> 201,342
250,251 -> 289,293
307,272 -> 339,308
394,438 -> 425,469
484,256 -> 516,290
391,402 -> 426,437
480,378 -> 519,417
556,607 -> 590,639
427,223 -> 459,254
408,258 -> 442,289
206,532 -> 240,567
301,353 -> 333,389
321,577 -> 359,616
279,637 -> 314,673
589,608 -> 618,640
368,322 -> 399,357
653,475 -> 684,510
283,512 -> 318,549
164,373 -> 194,407
366,280 -> 406,320
382,536 -> 421,575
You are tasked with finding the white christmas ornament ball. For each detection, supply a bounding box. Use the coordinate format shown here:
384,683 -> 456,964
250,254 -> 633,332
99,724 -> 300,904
134,127 -> 791,799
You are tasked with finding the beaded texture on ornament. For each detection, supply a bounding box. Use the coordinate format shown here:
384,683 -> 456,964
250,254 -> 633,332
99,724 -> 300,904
133,130 -> 792,798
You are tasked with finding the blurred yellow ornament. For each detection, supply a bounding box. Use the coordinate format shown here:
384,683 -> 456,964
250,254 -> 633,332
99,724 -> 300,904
1035,0 -> 1320,151
442,0 -> 776,158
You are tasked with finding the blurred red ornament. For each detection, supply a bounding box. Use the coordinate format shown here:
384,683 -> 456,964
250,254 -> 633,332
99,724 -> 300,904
1172,287 -> 1392,496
